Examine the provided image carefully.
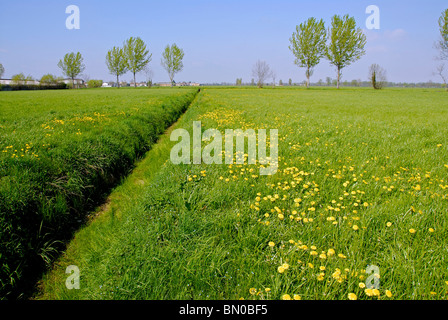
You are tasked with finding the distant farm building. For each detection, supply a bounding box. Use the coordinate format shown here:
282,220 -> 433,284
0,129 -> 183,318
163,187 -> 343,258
157,82 -> 200,87
61,79 -> 85,87
130,82 -> 148,87
0,79 -> 40,85
0,79 -> 13,85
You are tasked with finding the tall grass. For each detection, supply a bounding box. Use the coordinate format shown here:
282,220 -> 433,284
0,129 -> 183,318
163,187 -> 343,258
38,87 -> 448,300
0,88 -> 198,299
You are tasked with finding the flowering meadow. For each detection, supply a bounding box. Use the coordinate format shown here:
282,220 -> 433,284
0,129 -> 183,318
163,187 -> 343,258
36,87 -> 448,300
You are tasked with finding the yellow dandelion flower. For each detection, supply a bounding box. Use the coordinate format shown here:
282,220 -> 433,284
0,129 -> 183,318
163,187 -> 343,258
249,288 -> 257,295
359,282 -> 366,289
386,222 -> 392,227
278,266 -> 285,273
365,288 -> 374,297
352,225 -> 359,231
373,289 -> 380,296
268,241 -> 275,247
319,253 -> 327,260
332,269 -> 341,279
348,293 -> 357,300
281,294 -> 292,300
327,248 -> 335,256
265,288 -> 271,293
429,228 -> 435,233
385,290 -> 392,298
293,294 -> 301,300
310,250 -> 318,256
409,228 -> 416,234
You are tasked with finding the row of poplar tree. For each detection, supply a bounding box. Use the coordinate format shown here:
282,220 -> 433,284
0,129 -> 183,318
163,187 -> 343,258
57,37 -> 185,88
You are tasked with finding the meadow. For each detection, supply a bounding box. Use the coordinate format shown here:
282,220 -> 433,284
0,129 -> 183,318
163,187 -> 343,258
0,87 -> 199,298
35,87 -> 448,300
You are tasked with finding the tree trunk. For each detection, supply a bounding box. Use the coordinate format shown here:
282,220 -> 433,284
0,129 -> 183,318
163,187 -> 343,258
337,66 -> 341,89
134,72 -> 136,88
306,67 -> 310,89
117,74 -> 120,88
372,71 -> 377,89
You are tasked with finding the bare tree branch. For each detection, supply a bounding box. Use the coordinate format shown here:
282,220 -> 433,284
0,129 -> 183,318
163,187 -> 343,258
252,60 -> 272,88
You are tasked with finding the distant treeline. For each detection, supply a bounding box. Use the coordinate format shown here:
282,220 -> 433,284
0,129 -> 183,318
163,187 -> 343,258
215,79 -> 446,88
0,83 -> 68,91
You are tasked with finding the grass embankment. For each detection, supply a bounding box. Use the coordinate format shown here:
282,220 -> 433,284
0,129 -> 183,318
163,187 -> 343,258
0,87 -> 198,299
38,87 -> 448,300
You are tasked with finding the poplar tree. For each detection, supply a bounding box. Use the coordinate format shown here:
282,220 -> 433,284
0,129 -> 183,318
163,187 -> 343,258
289,17 -> 327,88
435,9 -> 448,90
123,37 -> 152,87
325,15 -> 366,89
161,44 -> 185,86
106,46 -> 128,88
435,8 -> 448,60
57,52 -> 85,88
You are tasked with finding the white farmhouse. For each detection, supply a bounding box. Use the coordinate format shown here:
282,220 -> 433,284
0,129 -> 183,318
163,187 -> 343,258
61,78 -> 85,86
0,79 -> 13,85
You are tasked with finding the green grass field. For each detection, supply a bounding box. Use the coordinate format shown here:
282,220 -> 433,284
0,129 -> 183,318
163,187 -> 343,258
0,87 -> 198,298
30,87 -> 448,301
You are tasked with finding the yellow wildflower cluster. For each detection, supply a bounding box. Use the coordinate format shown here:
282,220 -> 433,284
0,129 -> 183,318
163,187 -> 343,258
1,143 -> 39,159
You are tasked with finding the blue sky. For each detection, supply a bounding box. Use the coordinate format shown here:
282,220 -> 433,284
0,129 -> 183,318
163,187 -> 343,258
0,0 -> 446,83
